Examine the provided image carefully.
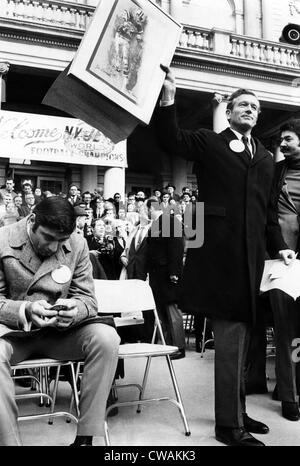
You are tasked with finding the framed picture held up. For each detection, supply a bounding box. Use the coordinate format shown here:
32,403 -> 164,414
68,0 -> 182,125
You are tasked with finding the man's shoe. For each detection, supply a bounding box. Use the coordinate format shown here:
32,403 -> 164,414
69,443 -> 92,446
282,401 -> 300,421
215,426 -> 265,446
243,414 -> 269,434
170,348 -> 185,360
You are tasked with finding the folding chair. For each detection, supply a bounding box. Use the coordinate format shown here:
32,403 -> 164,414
183,313 -> 194,347
12,358 -> 79,425
93,279 -> 191,446
200,317 -> 214,358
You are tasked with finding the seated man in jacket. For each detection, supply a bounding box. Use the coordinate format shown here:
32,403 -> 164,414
0,196 -> 120,446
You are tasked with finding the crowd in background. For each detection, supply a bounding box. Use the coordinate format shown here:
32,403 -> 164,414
0,177 -> 199,266
0,177 -> 203,357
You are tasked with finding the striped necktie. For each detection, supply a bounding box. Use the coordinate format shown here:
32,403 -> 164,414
242,136 -> 252,160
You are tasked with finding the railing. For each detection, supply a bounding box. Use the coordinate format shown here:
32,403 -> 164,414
178,26 -> 213,52
176,25 -> 299,70
230,34 -> 300,69
0,0 -> 94,30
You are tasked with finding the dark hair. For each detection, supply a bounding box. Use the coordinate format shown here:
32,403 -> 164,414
91,217 -> 103,228
82,191 -> 92,200
226,88 -> 260,112
280,119 -> 300,141
32,197 -> 76,235
161,190 -> 170,197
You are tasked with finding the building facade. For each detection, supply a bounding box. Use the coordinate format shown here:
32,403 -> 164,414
0,0 -> 299,197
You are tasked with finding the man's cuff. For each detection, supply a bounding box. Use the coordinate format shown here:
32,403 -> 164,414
19,301 -> 32,332
159,99 -> 175,107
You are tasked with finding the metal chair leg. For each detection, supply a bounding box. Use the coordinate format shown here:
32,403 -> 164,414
165,355 -> 191,436
201,317 -> 207,358
137,356 -> 152,413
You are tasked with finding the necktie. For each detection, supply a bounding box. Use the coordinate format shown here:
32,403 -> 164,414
136,227 -> 144,248
242,136 -> 252,161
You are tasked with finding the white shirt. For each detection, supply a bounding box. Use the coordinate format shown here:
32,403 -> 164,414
135,224 -> 151,248
230,129 -> 254,158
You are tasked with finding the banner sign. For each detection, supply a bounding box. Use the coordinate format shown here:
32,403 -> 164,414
0,110 -> 127,168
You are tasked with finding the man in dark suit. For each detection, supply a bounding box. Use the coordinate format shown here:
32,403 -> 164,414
120,205 -> 154,342
156,66 -> 294,446
67,184 -> 82,206
18,193 -> 36,219
147,198 -> 186,359
120,207 -> 151,281
165,184 -> 180,202
266,119 -> 300,421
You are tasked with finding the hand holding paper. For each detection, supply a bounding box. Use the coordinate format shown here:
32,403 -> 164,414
260,258 -> 300,300
278,249 -> 297,265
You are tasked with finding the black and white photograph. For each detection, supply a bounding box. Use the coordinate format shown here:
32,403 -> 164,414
0,0 -> 300,454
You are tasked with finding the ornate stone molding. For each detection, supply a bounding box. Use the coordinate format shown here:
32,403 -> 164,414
172,54 -> 300,86
0,62 -> 10,75
0,27 -> 80,49
212,92 -> 230,106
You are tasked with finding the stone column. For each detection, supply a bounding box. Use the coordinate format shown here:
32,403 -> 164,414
261,0 -> 273,40
212,93 -> 229,134
244,0 -> 259,36
172,156 -> 187,195
81,165 -> 98,193
0,62 -> 10,108
103,167 -> 125,201
169,0 -> 182,19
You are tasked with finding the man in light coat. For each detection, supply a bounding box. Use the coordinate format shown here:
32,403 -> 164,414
0,196 -> 120,446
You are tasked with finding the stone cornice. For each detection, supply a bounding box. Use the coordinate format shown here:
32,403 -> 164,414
0,24 -> 80,49
173,49 -> 300,85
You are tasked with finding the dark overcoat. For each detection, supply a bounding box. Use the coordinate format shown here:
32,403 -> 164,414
147,213 -> 184,304
157,105 -> 286,323
266,159 -> 300,255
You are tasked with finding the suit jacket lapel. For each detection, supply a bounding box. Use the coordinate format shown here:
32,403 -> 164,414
9,218 -> 71,289
221,128 -> 269,166
251,138 -> 269,166
221,128 -> 250,166
28,241 -> 70,290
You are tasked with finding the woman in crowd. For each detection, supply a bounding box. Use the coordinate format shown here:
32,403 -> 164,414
0,200 -> 20,226
88,218 -> 118,280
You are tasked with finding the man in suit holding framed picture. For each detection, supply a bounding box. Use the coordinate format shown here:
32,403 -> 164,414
156,65 -> 294,446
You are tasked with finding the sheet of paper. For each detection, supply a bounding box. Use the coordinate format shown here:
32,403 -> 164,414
260,259 -> 300,300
